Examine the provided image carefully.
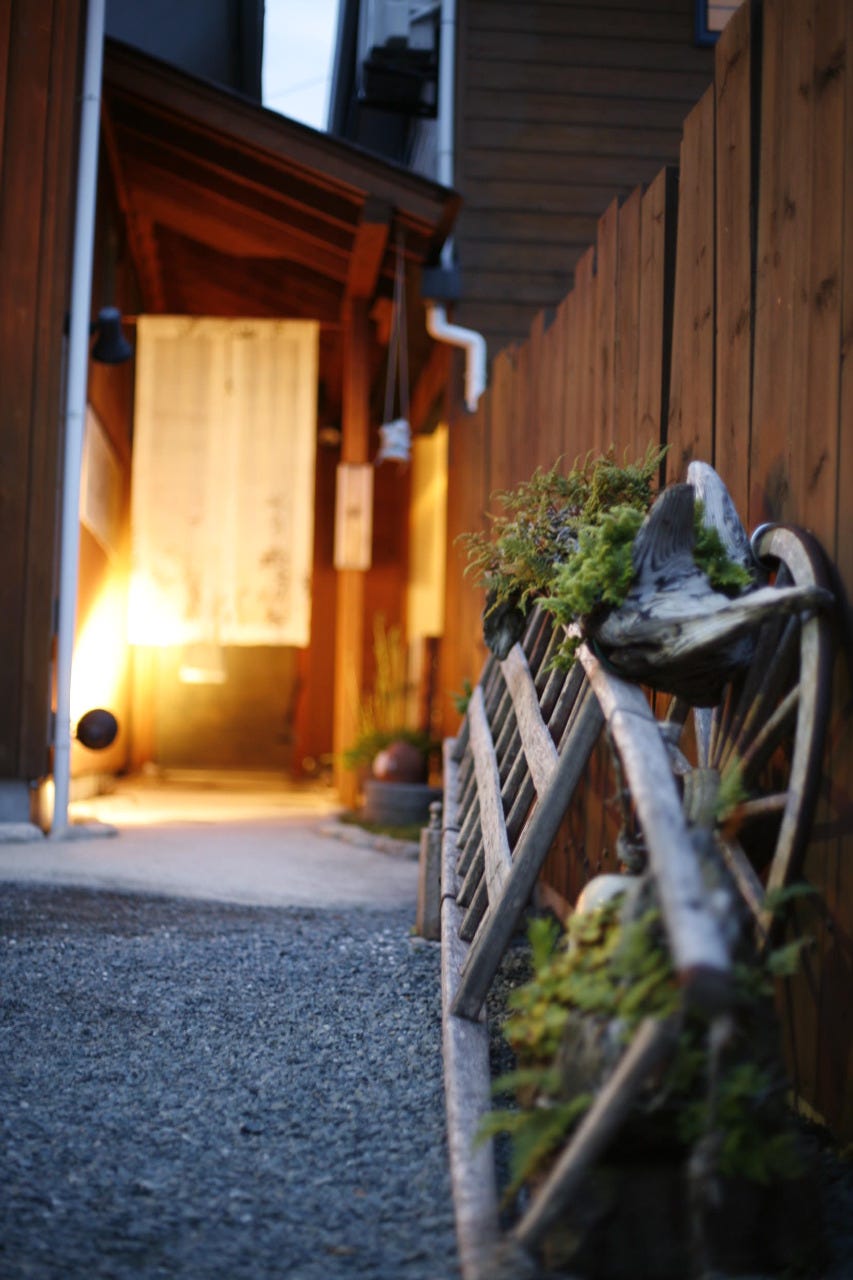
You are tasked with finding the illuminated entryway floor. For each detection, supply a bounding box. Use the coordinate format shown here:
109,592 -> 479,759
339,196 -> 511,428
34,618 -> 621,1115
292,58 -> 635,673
69,770 -> 339,828
0,773 -> 418,910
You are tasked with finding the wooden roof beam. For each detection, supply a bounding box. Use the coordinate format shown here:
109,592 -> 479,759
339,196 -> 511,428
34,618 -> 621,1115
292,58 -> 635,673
410,341 -> 450,433
126,173 -> 351,281
157,230 -> 344,322
107,96 -> 363,237
100,105 -> 166,311
103,41 -> 459,248
129,214 -> 166,312
346,199 -> 391,303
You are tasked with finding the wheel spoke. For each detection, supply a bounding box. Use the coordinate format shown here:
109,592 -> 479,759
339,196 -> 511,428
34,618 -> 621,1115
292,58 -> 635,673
733,685 -> 800,785
715,833 -> 767,937
716,616 -> 799,773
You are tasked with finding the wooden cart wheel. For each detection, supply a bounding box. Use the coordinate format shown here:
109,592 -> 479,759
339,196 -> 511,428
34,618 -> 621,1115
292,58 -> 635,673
666,523 -> 834,944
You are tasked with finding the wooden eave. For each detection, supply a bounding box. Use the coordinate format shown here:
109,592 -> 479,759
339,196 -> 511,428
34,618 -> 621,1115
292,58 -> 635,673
101,38 -> 458,419
101,39 -> 460,328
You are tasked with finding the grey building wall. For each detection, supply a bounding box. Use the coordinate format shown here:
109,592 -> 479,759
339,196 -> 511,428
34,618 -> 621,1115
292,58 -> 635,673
106,0 -> 264,99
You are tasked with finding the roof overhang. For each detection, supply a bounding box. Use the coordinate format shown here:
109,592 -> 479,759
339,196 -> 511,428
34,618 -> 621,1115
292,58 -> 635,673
101,38 -> 460,416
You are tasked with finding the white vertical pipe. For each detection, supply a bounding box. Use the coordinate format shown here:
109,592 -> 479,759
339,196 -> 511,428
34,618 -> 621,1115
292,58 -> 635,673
425,0 -> 486,411
437,0 -> 456,208
51,0 -> 107,838
425,304 -> 486,411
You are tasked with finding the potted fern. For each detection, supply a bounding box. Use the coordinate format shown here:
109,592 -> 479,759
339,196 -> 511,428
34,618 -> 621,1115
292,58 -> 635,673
343,616 -> 439,825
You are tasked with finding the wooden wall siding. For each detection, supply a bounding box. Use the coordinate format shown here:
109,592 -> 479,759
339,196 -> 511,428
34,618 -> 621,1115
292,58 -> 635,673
571,247 -> 597,459
440,392 -> 490,732
665,87 -> 716,482
442,0 -> 853,1137
714,0 -> 755,518
748,0 -> 852,1134
0,0 -> 84,779
832,0 -> 853,1141
614,189 -> 642,457
454,0 -> 715,355
637,167 -> 679,460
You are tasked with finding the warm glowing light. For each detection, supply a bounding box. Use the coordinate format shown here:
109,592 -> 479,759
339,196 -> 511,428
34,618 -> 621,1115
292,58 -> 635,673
127,571 -> 186,646
70,580 -> 128,725
407,425 -> 448,640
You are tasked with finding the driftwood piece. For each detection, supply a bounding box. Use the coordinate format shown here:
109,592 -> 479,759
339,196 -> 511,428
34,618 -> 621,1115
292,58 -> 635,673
442,493 -> 836,1277
752,525 -> 834,940
482,589 -> 528,660
592,485 -> 831,704
468,685 -> 512,900
452,680 -> 604,1020
512,1016 -> 680,1254
578,640 -> 733,1012
687,459 -> 754,573
500,644 -> 559,793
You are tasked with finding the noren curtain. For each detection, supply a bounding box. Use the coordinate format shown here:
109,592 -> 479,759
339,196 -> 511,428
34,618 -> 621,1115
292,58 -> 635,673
130,317 -> 318,648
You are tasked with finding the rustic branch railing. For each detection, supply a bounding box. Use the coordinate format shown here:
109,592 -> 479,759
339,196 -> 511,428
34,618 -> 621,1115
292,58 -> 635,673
439,521 -> 834,1279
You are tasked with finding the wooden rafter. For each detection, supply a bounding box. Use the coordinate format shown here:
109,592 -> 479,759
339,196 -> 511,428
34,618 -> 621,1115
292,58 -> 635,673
100,104 -> 166,311
346,199 -> 391,302
125,165 -> 351,280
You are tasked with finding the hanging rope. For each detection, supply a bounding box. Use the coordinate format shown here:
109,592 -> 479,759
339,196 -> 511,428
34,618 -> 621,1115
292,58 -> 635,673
378,228 -> 411,463
383,227 -> 409,424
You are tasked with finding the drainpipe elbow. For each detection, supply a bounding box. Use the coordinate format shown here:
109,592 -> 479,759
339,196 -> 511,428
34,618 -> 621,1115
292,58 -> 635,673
425,304 -> 487,413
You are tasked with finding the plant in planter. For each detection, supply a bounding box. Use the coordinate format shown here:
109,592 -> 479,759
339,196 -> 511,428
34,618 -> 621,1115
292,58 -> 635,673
343,615 -> 439,823
458,446 -> 667,660
461,451 -> 829,705
479,887 -> 822,1277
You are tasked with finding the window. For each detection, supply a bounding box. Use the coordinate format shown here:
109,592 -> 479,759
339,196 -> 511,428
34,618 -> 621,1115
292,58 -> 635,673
696,0 -> 739,45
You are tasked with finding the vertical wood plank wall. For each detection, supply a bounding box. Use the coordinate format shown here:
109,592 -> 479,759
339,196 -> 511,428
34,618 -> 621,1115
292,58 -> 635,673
454,0 -> 715,354
442,0 -> 853,1139
0,0 -> 85,779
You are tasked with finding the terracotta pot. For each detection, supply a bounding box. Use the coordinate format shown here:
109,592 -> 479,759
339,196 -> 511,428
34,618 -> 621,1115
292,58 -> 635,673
372,739 -> 428,784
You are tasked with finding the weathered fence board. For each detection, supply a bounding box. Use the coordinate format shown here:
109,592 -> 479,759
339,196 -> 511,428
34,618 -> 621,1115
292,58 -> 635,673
713,0 -> 754,518
442,0 -> 853,1138
594,199 -> 619,454
837,0 -> 853,1145
614,186 -> 642,456
750,0 -> 814,528
573,246 -> 597,459
560,288 -> 579,458
666,85 -> 716,481
798,0 -> 845,551
637,166 -> 678,459
488,344 -> 518,497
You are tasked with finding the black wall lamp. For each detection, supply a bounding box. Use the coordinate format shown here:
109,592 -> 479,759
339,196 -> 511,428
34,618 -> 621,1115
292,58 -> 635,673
75,708 -> 119,751
90,306 -> 133,364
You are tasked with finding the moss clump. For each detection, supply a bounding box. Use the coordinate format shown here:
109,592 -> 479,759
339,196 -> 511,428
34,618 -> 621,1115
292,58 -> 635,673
458,446 -> 665,616
692,500 -> 754,595
461,450 -> 754,669
479,897 -> 804,1198
541,504 -> 645,653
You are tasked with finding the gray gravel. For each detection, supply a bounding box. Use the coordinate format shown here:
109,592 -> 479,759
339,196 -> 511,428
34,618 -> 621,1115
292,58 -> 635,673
0,884 -> 458,1279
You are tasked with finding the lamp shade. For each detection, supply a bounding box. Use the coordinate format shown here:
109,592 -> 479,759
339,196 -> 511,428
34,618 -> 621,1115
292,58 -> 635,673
91,307 -> 133,364
75,708 -> 119,750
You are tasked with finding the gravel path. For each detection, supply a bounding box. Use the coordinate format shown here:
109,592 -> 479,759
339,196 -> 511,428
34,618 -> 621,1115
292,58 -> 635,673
0,884 -> 458,1279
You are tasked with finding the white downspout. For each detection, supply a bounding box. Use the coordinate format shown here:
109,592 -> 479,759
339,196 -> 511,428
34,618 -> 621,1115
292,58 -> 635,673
51,0 -> 107,838
426,304 -> 486,413
424,0 -> 487,412
436,0 -> 456,260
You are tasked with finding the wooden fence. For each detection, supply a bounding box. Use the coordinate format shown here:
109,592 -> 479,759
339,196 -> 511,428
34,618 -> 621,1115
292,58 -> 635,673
441,0 -> 853,1139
